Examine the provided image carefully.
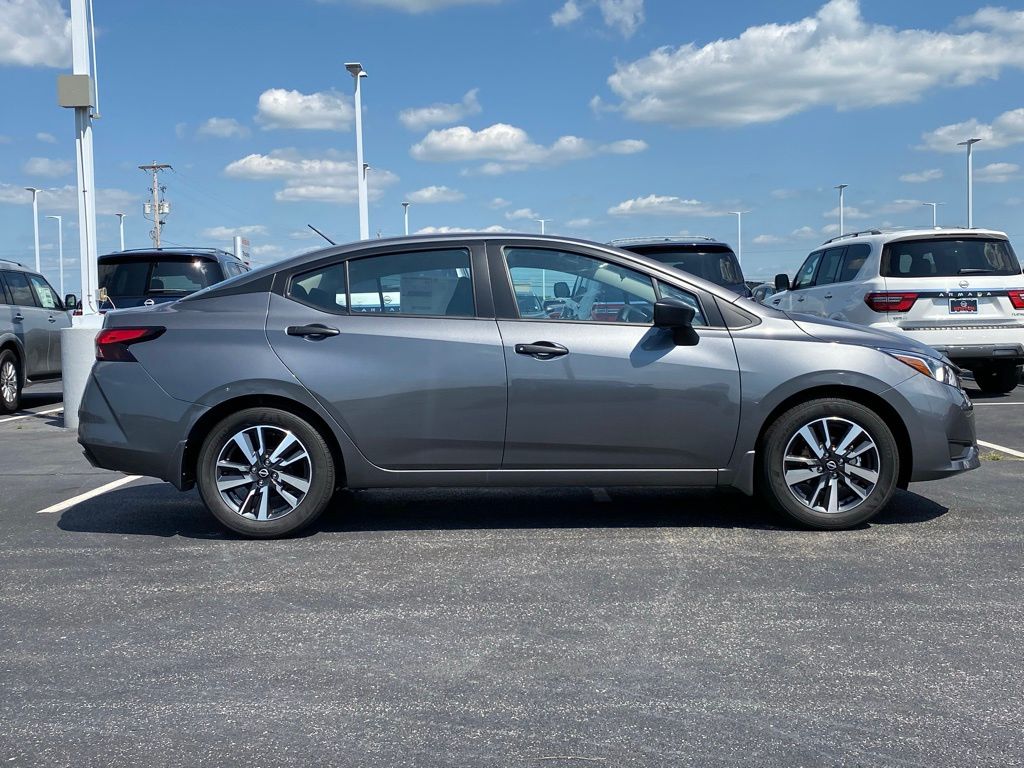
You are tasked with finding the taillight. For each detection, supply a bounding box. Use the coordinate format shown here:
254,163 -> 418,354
1009,290 -> 1024,310
864,292 -> 918,313
95,327 -> 165,362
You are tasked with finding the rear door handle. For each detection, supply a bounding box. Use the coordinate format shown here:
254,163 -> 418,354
13,314 -> 23,322
796,296 -> 805,302
823,294 -> 833,300
48,316 -> 57,323
515,341 -> 569,359
286,324 -> 340,339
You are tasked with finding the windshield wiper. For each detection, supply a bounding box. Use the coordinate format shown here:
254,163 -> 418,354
958,268 -> 998,274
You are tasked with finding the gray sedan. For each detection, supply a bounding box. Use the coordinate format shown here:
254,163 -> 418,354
78,234 -> 979,537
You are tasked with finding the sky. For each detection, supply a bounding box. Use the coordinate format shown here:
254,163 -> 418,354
2,0 -> 1024,292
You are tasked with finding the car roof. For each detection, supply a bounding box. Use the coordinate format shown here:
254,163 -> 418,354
815,227 -> 1009,248
99,247 -> 240,261
0,259 -> 33,273
609,236 -> 732,249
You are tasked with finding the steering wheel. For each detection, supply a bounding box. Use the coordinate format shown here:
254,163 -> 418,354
617,304 -> 652,324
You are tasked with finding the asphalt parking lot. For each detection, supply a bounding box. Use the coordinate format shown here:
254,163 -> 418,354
1,379 -> 1022,766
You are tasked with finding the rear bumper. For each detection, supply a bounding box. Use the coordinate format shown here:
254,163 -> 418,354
927,342 -> 1024,364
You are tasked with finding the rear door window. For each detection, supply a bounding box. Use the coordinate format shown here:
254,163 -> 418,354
288,263 -> 348,313
881,238 -> 1021,277
347,248 -> 474,317
814,247 -> 846,286
1,271 -> 38,307
838,244 -> 870,282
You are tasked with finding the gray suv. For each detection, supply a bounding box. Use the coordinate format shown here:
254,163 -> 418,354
1,260 -> 71,413
79,234 -> 979,537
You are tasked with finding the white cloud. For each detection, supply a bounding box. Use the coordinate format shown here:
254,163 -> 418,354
918,108 -> 1024,153
399,89 -> 481,131
198,117 -> 250,139
175,122 -> 188,139
411,122 -> 646,174
753,234 -> 784,245
823,205 -> 870,220
36,132 -> 56,144
0,0 -> 70,67
488,197 -> 511,209
900,168 -> 943,183
413,224 -> 512,234
551,0 -> 582,27
505,207 -> 540,221
251,244 -> 284,258
0,182 -> 136,215
256,88 -> 353,131
225,149 -> 398,203
603,0 -> 1024,128
822,223 -> 841,236
566,218 -> 594,228
608,194 -> 726,217
22,157 -> 72,178
344,0 -> 502,12
975,162 -> 1021,183
201,225 -> 269,239
791,226 -> 819,239
598,0 -> 644,38
407,185 -> 465,204
771,189 -> 800,200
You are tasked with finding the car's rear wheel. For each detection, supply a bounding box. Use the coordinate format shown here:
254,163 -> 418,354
761,398 -> 899,529
197,407 -> 336,538
0,350 -> 22,415
973,361 -> 1021,395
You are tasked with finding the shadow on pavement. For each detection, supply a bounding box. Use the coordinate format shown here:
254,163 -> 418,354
20,389 -> 63,410
56,483 -> 948,539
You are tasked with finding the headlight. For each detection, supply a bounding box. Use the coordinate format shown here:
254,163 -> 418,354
883,349 -> 961,388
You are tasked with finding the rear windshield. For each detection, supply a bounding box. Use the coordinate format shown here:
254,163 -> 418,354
881,238 -> 1021,278
98,257 -> 222,297
625,244 -> 744,287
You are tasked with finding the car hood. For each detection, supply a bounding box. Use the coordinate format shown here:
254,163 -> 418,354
787,312 -> 943,359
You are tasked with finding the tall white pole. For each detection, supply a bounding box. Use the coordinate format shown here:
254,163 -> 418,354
402,201 -> 410,236
729,211 -> 748,264
71,0 -> 99,315
26,188 -> 41,272
347,63 -> 369,241
47,215 -> 64,298
535,218 -> 549,235
958,138 -> 981,228
923,202 -> 942,228
115,212 -> 125,250
835,184 -> 848,236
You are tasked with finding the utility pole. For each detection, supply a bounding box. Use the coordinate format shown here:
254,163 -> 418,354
402,201 -> 410,236
25,187 -> 41,272
957,138 -> 982,228
115,212 -> 126,250
139,162 -> 171,247
834,184 -> 848,236
46,215 -> 64,298
535,218 -> 550,235
346,62 -> 369,240
729,211 -> 749,264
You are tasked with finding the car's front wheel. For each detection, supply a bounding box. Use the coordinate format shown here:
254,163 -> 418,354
197,407 -> 336,538
0,349 -> 22,415
761,398 -> 900,529
972,361 -> 1021,395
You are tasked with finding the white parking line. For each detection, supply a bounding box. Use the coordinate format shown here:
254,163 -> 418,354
36,475 -> 142,514
0,406 -> 64,425
978,440 -> 1024,459
973,403 -> 1024,406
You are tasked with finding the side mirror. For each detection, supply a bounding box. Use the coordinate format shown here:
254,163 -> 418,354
653,298 -> 699,346
774,273 -> 791,292
64,293 -> 78,310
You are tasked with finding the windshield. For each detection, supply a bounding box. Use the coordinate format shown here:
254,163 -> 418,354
625,244 -> 745,288
881,238 -> 1021,277
98,257 -> 222,297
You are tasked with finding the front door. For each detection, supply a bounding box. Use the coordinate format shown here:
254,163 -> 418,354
26,274 -> 70,373
265,245 -> 507,470
491,244 -> 741,469
1,271 -> 48,378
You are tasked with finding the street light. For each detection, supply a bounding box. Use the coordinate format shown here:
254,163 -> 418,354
957,138 -> 982,228
402,201 -> 410,236
922,202 -> 944,228
729,211 -> 749,264
834,184 -> 848,236
25,187 -> 41,272
115,212 -> 126,251
345,62 -> 369,240
535,218 -> 550,235
46,215 -> 64,298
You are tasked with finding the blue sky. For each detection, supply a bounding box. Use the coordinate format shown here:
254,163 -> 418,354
2,0 -> 1024,291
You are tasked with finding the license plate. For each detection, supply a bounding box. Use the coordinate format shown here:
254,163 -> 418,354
949,298 -> 978,314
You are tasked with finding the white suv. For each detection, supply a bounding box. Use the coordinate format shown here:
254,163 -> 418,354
769,228 -> 1024,394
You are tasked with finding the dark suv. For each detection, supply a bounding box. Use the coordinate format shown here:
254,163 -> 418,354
96,247 -> 249,310
611,236 -> 749,296
1,260 -> 71,413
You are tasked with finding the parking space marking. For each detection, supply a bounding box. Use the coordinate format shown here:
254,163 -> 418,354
0,407 -> 64,425
36,475 -> 142,514
973,403 -> 1024,406
978,440 -> 1024,459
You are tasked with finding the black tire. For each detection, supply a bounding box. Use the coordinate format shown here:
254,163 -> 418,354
760,398 -> 900,530
0,349 -> 22,415
973,361 -> 1021,395
196,407 -> 336,538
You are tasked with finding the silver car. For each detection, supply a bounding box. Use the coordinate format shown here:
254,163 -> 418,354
78,235 -> 979,537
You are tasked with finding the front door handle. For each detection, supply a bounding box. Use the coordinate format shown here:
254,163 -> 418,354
13,314 -> 23,322
823,293 -> 833,300
796,296 -> 805,302
515,341 -> 569,360
286,324 -> 340,339
48,316 -> 57,323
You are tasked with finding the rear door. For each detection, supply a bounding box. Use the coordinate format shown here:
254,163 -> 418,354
490,242 -> 740,470
0,270 -> 48,377
265,243 -> 507,470
26,274 -> 70,373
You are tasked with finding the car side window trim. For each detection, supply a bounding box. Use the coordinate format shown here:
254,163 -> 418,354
0,272 -> 10,305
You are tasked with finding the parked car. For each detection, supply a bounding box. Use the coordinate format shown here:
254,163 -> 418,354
79,234 -> 979,537
611,236 -> 750,297
0,260 -> 72,413
769,228 -> 1024,393
751,282 -> 777,303
95,247 -> 249,310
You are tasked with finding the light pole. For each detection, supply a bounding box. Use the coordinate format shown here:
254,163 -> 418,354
402,201 -> 410,236
957,138 -> 982,228
25,187 -> 41,272
729,211 -> 749,264
834,184 -> 848,236
535,218 -> 550,235
922,202 -> 944,228
46,215 -> 64,298
345,62 -> 369,240
115,212 -> 126,250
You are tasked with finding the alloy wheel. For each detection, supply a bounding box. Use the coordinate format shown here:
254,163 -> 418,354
782,416 -> 880,515
1,361 -> 17,406
215,425 -> 313,522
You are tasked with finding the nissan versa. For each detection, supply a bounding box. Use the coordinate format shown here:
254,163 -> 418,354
78,234 -> 980,538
